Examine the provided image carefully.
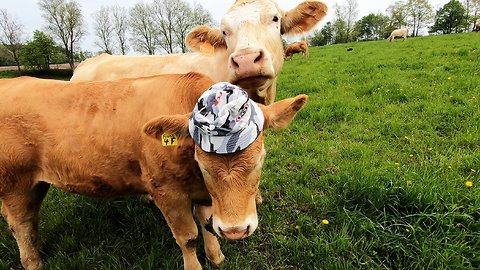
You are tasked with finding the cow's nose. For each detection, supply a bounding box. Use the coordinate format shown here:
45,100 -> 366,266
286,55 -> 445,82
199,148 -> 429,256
230,51 -> 264,79
218,225 -> 250,240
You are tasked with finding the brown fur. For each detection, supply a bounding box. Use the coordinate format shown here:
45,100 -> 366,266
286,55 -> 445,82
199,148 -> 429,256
284,41 -> 309,60
0,73 -> 307,270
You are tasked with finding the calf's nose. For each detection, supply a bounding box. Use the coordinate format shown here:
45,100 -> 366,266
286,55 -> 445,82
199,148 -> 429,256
219,225 -> 250,240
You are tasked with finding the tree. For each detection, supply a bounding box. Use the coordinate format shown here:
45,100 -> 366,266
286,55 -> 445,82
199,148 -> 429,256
406,0 -> 434,36
0,9 -> 24,71
431,0 -> 468,34
386,1 -> 408,28
19,30 -> 56,70
464,0 -> 480,30
310,22 -> 334,46
332,0 -> 359,43
38,0 -> 86,70
93,7 -> 115,54
191,1 -> 213,26
355,13 -> 390,40
130,2 -> 158,55
111,5 -> 129,55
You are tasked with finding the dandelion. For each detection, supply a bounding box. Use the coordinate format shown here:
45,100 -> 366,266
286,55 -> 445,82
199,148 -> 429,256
472,169 -> 477,173
448,165 -> 452,169
405,228 -> 411,233
406,180 -> 413,187
295,225 -> 301,230
409,154 -> 414,157
322,219 -> 329,225
448,77 -> 452,80
395,162 -> 400,166
428,147 -> 433,151
404,135 -> 410,140
465,181 -> 473,188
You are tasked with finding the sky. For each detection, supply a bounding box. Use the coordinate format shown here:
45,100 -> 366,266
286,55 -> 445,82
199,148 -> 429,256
1,0 -> 448,53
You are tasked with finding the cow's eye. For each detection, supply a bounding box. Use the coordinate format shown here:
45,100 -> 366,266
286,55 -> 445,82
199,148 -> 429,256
272,16 -> 279,22
222,31 -> 227,36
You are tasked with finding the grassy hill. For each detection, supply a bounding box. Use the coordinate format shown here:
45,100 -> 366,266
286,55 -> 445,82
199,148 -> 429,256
1,33 -> 479,269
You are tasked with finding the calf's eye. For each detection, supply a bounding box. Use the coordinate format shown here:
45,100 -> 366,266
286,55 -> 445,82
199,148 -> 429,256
272,16 -> 279,22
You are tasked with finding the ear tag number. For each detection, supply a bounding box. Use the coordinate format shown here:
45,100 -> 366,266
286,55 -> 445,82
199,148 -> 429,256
162,133 -> 179,146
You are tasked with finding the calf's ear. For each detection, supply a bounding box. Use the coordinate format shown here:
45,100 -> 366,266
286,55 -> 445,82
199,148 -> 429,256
260,95 -> 308,129
186,25 -> 227,52
281,1 -> 328,35
143,113 -> 191,140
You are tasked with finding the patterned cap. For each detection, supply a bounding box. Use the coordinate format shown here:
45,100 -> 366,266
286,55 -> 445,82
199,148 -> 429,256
189,82 -> 265,154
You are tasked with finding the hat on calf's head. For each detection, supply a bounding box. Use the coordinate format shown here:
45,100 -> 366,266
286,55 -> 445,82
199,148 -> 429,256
189,82 -> 265,154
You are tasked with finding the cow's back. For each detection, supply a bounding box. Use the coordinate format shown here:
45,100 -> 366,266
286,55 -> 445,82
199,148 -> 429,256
0,73 -> 213,197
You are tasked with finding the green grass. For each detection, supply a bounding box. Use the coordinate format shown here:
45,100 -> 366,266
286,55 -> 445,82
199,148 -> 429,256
1,33 -> 479,269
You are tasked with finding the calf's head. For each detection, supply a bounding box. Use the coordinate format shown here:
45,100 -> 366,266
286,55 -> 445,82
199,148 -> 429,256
143,83 -> 307,240
186,0 -> 327,102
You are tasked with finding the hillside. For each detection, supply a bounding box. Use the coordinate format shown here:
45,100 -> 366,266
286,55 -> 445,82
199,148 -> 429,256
1,33 -> 479,269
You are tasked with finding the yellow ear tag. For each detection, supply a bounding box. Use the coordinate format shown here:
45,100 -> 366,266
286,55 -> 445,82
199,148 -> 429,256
200,41 -> 215,55
161,133 -> 179,146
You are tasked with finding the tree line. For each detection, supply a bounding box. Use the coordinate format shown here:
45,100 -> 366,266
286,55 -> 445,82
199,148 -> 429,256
0,0 -> 212,71
310,0 -> 480,46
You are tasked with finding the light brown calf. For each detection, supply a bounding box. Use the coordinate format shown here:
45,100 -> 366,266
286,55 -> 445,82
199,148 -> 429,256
474,24 -> 480,32
0,73 -> 307,270
284,41 -> 309,60
71,0 -> 328,105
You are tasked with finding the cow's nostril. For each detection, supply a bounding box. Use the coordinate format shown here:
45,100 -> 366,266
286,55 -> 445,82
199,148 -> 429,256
246,225 -> 250,234
231,57 -> 240,68
254,51 -> 263,63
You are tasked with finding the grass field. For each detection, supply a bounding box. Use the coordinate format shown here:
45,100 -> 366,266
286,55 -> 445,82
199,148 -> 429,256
1,33 -> 479,269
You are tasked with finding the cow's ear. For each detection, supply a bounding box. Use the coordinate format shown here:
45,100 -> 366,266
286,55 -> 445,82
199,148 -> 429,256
281,1 -> 328,35
143,113 -> 191,140
260,95 -> 308,129
186,25 -> 227,52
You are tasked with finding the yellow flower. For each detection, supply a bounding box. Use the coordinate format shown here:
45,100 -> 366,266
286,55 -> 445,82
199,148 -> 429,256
322,219 -> 329,225
466,181 -> 473,188
409,154 -> 414,157
448,77 -> 452,80
395,162 -> 400,166
471,169 -> 477,173
405,228 -> 411,233
295,225 -> 301,230
428,147 -> 433,151
406,180 -> 413,187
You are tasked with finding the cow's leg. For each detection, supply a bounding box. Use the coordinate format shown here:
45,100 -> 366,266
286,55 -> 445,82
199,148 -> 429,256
1,182 -> 50,270
151,191 -> 201,270
193,205 -> 225,266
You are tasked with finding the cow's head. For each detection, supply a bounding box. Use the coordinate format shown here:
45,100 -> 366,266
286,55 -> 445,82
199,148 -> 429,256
186,0 -> 327,103
143,86 -> 307,240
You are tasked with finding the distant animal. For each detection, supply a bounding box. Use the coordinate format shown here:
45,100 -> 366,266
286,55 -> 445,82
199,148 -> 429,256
388,28 -> 408,42
347,47 -> 353,51
284,41 -> 309,60
0,72 -> 307,270
71,0 -> 329,105
474,24 -> 480,32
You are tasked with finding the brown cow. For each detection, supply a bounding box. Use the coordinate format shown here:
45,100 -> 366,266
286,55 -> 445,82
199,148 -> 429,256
284,41 -> 309,60
71,0 -> 328,105
0,73 -> 307,270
